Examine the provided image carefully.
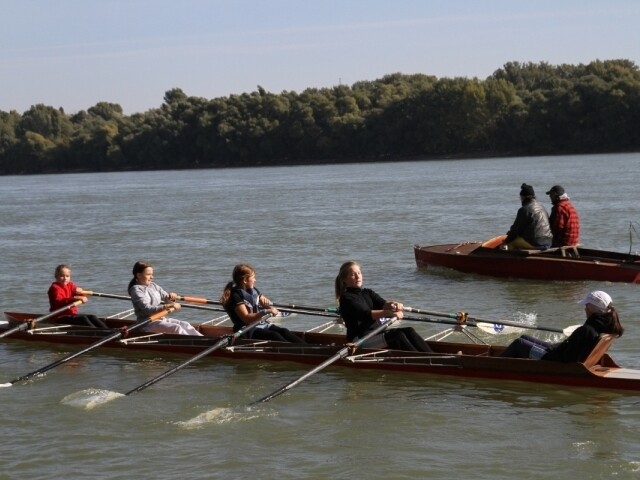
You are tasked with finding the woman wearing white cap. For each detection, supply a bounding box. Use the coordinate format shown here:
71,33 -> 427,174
499,290 -> 624,362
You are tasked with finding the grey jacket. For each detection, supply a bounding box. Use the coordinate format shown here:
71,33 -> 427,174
506,198 -> 552,247
129,282 -> 168,321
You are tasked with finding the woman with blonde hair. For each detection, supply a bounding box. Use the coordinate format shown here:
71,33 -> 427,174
335,261 -> 432,352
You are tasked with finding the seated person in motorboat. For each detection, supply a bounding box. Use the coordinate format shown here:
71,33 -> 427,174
546,184 -> 580,247
499,183 -> 552,251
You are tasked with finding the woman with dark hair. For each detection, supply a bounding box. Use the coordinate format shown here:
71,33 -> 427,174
500,290 -> 623,362
335,261 -> 433,352
220,263 -> 305,343
128,261 -> 202,336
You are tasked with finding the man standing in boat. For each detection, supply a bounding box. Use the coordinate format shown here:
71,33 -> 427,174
546,184 -> 580,247
500,183 -> 552,250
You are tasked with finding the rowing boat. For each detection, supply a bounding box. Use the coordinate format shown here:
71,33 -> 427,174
414,235 -> 640,283
3,311 -> 640,391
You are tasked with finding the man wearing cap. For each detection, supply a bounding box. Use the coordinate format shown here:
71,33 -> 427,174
500,183 -> 552,250
546,184 -> 580,248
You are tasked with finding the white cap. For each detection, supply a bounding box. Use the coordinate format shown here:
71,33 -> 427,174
577,291 -> 612,313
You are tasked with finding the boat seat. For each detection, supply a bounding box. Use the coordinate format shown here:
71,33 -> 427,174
581,333 -> 618,368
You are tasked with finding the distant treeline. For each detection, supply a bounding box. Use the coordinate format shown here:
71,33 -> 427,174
1,59 -> 639,175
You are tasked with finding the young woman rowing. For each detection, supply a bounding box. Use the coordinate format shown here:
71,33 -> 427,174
220,264 -> 305,343
335,261 -> 432,352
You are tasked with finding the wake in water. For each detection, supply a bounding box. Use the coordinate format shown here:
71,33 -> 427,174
61,388 -> 124,410
176,405 -> 273,429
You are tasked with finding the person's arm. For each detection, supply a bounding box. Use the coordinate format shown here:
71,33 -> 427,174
505,207 -> 526,242
258,293 -> 279,316
69,282 -> 88,304
341,289 -> 401,327
378,301 -> 404,320
162,290 -> 182,311
233,302 -> 274,324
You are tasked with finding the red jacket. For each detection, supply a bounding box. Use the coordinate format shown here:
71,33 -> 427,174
48,281 -> 79,318
549,198 -> 580,247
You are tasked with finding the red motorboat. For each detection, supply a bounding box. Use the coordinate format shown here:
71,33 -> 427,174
414,235 -> 640,283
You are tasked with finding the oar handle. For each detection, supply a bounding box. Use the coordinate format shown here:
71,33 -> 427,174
152,307 -> 175,320
176,295 -> 224,306
177,295 -> 210,304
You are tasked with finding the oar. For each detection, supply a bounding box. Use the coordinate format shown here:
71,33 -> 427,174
0,300 -> 85,339
402,313 -> 579,336
0,308 -> 173,387
271,302 -> 339,315
78,290 -> 130,302
248,317 -> 398,405
123,313 -> 273,395
270,303 -> 340,318
177,295 -> 340,318
79,289 -> 226,316
176,295 -> 222,306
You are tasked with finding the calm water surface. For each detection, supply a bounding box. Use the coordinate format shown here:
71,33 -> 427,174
1,153 -> 640,479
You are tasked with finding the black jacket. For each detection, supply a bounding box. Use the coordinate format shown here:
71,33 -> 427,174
339,287 -> 386,341
506,198 -> 552,247
543,314 -> 613,363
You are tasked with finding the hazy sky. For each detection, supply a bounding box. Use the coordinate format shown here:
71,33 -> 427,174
2,0 -> 639,114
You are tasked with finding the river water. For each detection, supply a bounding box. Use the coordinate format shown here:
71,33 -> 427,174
1,153 -> 640,479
